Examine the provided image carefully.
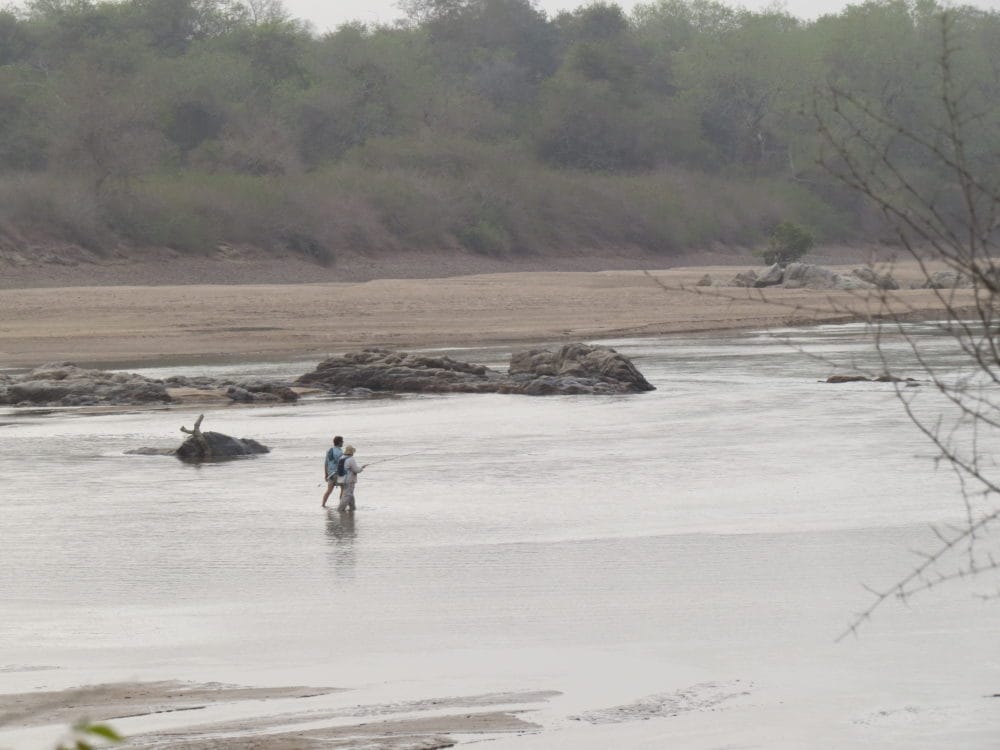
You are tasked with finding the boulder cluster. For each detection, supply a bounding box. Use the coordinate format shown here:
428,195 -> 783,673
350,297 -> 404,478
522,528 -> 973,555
296,343 -> 655,396
1,344 -> 654,407
701,263 -> 980,291
715,262 -> 900,290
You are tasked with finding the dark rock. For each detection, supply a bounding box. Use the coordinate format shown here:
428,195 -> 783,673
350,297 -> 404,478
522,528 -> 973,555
175,431 -> 270,463
826,374 -> 871,383
695,274 -> 713,287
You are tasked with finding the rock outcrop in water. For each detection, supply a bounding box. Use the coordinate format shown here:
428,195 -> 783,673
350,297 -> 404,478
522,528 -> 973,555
0,363 -> 300,407
504,343 -> 655,395
297,343 -> 655,396
3,345 -> 652,407
0,363 -> 173,407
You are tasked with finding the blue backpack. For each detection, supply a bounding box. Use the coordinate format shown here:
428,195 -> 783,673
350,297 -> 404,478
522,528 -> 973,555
336,456 -> 349,478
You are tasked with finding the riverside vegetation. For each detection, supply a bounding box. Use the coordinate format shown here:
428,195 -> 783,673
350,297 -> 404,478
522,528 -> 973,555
0,0 -> 998,262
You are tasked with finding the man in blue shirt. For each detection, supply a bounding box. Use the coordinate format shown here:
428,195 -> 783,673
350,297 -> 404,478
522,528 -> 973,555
321,435 -> 344,508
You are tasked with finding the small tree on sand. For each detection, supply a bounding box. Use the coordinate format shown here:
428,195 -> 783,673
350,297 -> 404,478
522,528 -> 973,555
760,220 -> 814,266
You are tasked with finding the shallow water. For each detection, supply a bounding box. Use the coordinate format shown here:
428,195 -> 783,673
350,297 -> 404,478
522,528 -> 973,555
3,323 -> 1000,748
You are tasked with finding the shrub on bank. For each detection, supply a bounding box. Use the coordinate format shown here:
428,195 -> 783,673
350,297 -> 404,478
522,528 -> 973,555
0,137 -> 852,261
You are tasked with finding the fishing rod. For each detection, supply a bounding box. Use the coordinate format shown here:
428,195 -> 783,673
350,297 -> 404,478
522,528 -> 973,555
362,450 -> 422,468
316,450 -> 422,487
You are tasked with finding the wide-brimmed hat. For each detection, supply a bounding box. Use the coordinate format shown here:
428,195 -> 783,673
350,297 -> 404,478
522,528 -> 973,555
344,445 -> 356,455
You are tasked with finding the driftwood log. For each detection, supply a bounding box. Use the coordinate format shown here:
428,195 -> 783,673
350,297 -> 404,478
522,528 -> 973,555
180,414 -> 212,460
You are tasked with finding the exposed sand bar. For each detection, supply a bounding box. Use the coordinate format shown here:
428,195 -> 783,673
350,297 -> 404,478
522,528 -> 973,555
0,265 -> 971,369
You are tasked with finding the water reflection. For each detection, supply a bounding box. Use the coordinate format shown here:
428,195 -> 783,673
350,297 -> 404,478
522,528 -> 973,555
325,509 -> 357,575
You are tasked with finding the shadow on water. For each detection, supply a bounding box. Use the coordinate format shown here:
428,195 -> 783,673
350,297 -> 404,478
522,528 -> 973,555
325,509 -> 357,575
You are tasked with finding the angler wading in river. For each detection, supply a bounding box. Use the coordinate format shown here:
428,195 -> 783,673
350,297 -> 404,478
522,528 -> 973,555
321,435 -> 344,508
336,445 -> 366,513
319,449 -> 422,511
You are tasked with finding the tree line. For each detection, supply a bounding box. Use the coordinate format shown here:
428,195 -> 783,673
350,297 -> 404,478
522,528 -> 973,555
0,0 -> 997,261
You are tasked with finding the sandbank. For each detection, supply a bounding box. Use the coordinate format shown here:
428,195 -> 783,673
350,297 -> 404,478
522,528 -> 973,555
0,262 -> 972,370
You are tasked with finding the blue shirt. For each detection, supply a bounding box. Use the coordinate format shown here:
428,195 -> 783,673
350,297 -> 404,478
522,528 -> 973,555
325,446 -> 344,479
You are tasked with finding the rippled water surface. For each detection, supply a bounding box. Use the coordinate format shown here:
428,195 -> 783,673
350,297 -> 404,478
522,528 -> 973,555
3,324 -> 1000,748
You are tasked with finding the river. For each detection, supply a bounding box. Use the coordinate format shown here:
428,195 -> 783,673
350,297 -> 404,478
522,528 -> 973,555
2,323 -> 998,748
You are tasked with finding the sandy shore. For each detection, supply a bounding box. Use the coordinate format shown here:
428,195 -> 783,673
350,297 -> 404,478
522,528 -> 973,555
0,262 -> 971,370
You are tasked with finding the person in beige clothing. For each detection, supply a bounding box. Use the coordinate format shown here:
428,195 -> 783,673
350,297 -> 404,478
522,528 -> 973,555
337,445 -> 367,512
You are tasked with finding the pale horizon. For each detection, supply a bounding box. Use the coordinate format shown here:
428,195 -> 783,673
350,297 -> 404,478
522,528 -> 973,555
285,0 -> 1000,33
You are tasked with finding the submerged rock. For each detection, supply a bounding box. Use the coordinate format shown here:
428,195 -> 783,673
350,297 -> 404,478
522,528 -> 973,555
826,374 -> 920,384
826,374 -> 871,383
175,431 -> 270,462
123,447 -> 177,456
129,415 -> 270,462
297,343 -> 655,396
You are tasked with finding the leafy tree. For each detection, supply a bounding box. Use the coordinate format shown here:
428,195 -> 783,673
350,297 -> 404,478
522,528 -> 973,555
675,9 -> 811,170
0,10 -> 32,64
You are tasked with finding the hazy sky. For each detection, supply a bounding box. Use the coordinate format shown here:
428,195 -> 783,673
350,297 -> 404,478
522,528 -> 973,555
282,0 -> 860,33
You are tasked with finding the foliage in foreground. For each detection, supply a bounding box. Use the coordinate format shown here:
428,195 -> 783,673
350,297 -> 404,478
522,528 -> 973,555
55,720 -> 122,750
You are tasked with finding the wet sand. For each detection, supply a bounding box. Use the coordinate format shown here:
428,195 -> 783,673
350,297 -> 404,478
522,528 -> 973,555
0,681 -> 551,749
0,262 -> 971,370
